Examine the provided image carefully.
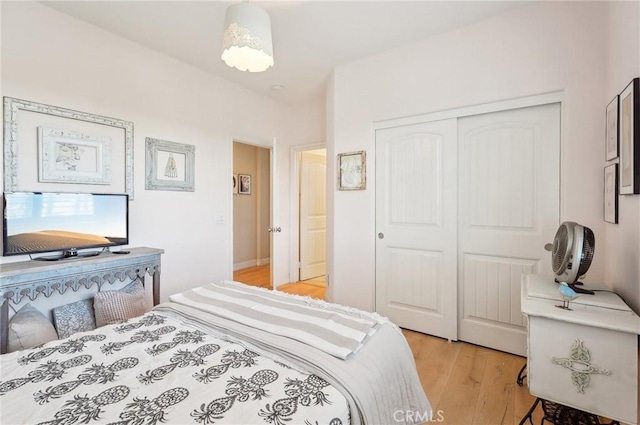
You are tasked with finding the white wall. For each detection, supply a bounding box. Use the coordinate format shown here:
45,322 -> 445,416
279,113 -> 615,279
603,1 -> 640,314
0,2 -> 324,305
327,1 -> 611,311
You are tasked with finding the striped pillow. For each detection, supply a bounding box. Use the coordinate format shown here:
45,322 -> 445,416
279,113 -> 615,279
94,281 -> 146,327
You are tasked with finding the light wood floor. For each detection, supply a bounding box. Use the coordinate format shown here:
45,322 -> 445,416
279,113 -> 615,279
233,265 -> 542,424
233,265 -> 271,289
404,329 -> 542,425
234,265 -> 326,300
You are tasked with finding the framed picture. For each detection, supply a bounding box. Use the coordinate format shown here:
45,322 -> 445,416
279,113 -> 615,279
605,95 -> 619,161
232,174 -> 238,194
38,127 -> 111,184
3,97 -> 134,198
619,77 -> 639,195
337,150 -> 366,190
238,174 -> 251,195
145,137 -> 195,191
604,163 -> 618,224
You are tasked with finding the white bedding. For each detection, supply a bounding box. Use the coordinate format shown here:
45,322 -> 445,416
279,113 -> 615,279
0,282 -> 431,425
164,281 -> 432,425
0,312 -> 349,425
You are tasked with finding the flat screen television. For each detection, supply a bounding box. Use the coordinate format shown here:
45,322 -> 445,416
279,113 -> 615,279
3,192 -> 129,259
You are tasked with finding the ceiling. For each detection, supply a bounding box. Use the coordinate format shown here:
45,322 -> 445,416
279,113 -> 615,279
44,1 -> 527,106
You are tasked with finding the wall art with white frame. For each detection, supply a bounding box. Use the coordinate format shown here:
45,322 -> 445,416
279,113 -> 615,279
3,97 -> 134,198
145,137 -> 195,192
38,127 -> 112,185
337,150 -> 366,190
238,174 -> 251,195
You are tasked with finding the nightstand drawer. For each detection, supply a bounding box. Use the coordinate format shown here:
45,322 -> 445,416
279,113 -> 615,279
528,314 -> 637,424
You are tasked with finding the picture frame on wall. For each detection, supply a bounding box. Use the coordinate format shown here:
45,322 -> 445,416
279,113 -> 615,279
238,174 -> 251,195
604,163 -> 618,224
145,137 -> 195,191
605,95 -> 619,161
337,150 -> 366,190
38,127 -> 112,185
619,77 -> 639,195
3,96 -> 134,198
232,174 -> 238,194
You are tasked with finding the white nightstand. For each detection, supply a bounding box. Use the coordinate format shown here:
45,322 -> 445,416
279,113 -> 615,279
521,274 -> 640,425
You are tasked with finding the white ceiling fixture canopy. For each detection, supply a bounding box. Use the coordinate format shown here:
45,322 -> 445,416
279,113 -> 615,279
221,2 -> 274,73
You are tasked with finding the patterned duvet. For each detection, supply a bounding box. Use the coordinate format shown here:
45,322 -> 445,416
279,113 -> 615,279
0,312 -> 349,425
1,282 -> 431,425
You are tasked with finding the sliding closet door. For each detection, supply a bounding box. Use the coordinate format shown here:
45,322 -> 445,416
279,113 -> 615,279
457,103 -> 560,356
375,119 -> 458,341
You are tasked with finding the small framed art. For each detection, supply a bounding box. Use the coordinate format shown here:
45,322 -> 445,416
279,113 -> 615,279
145,137 -> 195,191
619,77 -> 639,195
239,174 -> 251,195
38,127 -> 111,185
337,150 -> 366,190
604,163 -> 618,224
605,95 -> 619,161
232,174 -> 239,194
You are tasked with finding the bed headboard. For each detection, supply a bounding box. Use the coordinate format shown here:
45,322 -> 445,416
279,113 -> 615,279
0,247 -> 163,354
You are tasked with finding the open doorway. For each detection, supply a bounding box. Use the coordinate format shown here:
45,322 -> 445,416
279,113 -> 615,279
291,147 -> 326,291
232,141 -> 272,289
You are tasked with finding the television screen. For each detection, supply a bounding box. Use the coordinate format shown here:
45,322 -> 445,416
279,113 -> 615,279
3,192 -> 129,257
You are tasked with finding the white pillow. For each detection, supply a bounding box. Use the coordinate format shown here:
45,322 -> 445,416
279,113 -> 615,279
8,304 -> 58,353
94,281 -> 146,327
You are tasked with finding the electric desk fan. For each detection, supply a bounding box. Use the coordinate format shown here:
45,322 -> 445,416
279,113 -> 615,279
544,221 -> 595,294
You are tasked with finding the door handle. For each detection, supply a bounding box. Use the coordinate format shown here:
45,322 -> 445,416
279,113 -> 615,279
378,232 -> 384,239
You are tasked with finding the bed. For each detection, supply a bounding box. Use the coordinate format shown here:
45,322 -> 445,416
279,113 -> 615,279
0,280 -> 431,425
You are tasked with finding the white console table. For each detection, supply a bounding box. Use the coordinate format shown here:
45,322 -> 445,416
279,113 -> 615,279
521,274 -> 640,424
0,247 -> 164,354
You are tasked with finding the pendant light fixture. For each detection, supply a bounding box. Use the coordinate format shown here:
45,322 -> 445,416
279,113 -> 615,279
221,2 -> 274,72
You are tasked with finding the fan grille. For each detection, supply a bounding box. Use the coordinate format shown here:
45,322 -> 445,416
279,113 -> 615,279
551,225 -> 568,273
577,226 -> 595,276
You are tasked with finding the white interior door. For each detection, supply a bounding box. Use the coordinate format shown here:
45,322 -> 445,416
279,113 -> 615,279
299,151 -> 326,280
375,119 -> 458,341
457,103 -> 560,355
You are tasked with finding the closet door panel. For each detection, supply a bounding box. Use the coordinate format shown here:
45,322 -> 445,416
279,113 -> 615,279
375,119 -> 458,341
457,103 -> 560,356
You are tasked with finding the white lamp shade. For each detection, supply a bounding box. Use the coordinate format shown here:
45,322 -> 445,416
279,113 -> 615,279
221,3 -> 274,72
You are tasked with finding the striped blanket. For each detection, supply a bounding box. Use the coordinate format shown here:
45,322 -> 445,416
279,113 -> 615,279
169,281 -> 381,359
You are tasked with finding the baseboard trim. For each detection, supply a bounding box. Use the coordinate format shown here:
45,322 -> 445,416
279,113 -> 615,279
233,260 -> 257,271
234,258 -> 271,271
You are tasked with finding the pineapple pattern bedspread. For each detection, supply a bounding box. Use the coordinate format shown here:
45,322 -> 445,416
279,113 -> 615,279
0,312 -> 349,425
